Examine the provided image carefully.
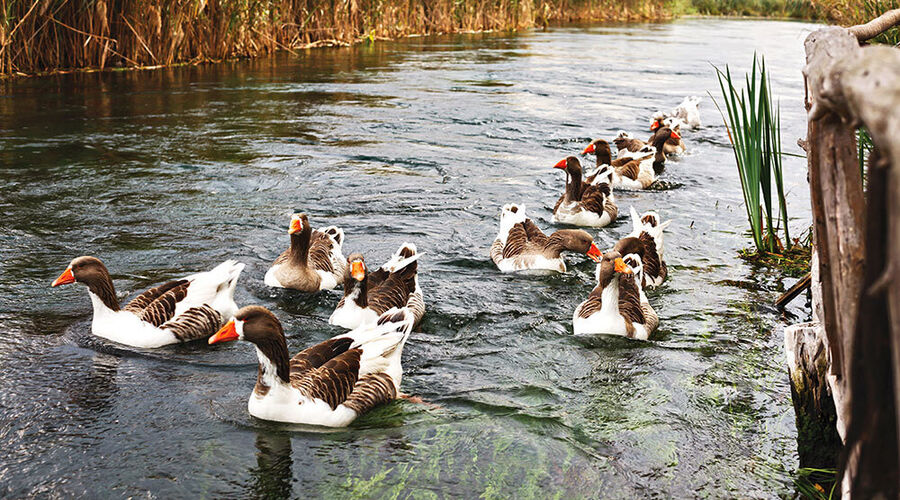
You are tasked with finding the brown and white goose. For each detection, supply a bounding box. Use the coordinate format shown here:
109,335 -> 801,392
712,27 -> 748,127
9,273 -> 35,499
551,156 -> 617,228
581,139 -> 640,170
647,126 -> 679,173
613,131 -> 646,154
264,213 -> 346,291
328,243 -> 425,330
491,203 -> 602,273
581,139 -> 656,191
209,305 -> 414,427
650,116 -> 686,155
51,256 -> 244,348
572,251 -> 658,340
608,207 -> 671,288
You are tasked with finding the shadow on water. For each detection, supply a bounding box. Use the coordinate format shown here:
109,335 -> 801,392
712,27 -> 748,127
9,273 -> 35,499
0,18 -> 822,498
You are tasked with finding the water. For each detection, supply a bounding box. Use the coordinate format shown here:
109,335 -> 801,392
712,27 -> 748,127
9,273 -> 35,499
0,18 -> 820,498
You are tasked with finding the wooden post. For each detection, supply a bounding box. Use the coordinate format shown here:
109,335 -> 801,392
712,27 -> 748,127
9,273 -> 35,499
797,13 -> 900,496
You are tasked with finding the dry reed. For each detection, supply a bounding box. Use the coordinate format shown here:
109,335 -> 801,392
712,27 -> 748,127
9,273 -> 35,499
0,0 -> 669,76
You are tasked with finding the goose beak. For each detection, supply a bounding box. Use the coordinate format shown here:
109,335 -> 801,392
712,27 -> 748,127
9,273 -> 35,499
586,243 -> 602,262
209,320 -> 239,344
553,158 -> 568,169
614,258 -> 632,274
651,120 -> 660,131
289,218 -> 303,234
670,130 -> 681,140
350,261 -> 366,281
52,267 -> 75,287
582,143 -> 596,155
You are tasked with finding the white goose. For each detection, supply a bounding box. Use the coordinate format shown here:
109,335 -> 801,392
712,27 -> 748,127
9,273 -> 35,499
51,256 -> 244,348
209,305 -> 414,427
573,251 -> 659,340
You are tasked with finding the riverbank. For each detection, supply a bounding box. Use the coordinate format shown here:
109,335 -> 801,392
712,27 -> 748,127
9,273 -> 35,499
0,0 -> 891,78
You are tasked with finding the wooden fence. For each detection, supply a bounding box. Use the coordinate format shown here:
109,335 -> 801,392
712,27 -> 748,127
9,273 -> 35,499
786,9 -> 900,498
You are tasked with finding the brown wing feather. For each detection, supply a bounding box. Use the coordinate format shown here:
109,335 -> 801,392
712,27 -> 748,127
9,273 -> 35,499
367,273 -> 415,316
576,286 -> 604,319
307,230 -> 335,274
618,275 -> 645,333
579,184 -> 609,216
642,301 -> 659,334
616,160 -> 641,181
521,218 -> 549,246
123,279 -> 188,314
289,337 -> 354,386
501,223 -> 529,259
135,281 -> 190,327
161,305 -> 221,342
638,232 -> 664,285
293,349 -> 361,409
343,373 -> 397,414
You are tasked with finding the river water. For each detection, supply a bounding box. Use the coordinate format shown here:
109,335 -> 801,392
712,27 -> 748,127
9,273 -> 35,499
0,18 -> 820,498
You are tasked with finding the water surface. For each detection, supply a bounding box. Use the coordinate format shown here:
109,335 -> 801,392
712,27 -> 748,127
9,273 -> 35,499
0,18 -> 818,498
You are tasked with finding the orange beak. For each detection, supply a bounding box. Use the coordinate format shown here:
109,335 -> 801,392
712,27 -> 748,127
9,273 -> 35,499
586,243 -> 602,262
209,320 -> 239,344
52,267 -> 75,287
350,260 -> 366,281
289,218 -> 303,234
614,258 -> 632,274
553,158 -> 568,170
582,143 -> 596,155
670,130 -> 681,141
650,120 -> 660,131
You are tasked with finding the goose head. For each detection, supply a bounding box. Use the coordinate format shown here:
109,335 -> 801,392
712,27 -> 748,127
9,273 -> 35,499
347,253 -> 368,282
553,156 -> 583,176
51,256 -> 110,288
288,213 -> 310,235
553,229 -> 602,262
595,250 -> 632,288
210,305 -> 290,384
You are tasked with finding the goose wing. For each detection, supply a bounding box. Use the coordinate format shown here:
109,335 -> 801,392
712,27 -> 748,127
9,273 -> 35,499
579,183 -> 611,216
292,348 -> 362,409
123,279 -> 189,316
575,286 -> 604,319
289,337 -> 354,382
308,230 -> 337,274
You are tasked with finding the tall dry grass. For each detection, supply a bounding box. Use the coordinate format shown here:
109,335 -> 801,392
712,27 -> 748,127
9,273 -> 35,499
0,0 -> 669,76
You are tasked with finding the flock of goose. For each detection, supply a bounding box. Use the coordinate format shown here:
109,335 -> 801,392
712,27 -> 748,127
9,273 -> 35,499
50,97 -> 701,428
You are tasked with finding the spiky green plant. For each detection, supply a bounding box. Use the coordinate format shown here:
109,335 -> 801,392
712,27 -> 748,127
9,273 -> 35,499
713,54 -> 790,254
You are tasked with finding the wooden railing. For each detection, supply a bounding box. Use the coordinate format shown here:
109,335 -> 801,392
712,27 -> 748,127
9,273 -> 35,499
786,9 -> 900,498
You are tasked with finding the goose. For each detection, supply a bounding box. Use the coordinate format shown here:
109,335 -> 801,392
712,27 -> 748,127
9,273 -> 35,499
652,96 -> 702,129
491,203 -> 602,273
608,147 -> 658,191
581,139 -> 642,170
572,251 -> 658,339
647,126 -> 679,173
51,256 -> 244,348
264,213 -> 346,292
329,243 -> 425,330
650,116 -> 686,155
613,131 -> 645,154
551,156 -> 617,228
612,207 -> 671,287
209,305 -> 414,427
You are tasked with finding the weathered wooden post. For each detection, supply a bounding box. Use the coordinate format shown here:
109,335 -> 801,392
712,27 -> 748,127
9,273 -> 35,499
786,9 -> 900,497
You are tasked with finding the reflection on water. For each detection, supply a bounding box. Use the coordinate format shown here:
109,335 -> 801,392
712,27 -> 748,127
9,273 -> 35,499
247,432 -> 294,499
0,18 -> 820,498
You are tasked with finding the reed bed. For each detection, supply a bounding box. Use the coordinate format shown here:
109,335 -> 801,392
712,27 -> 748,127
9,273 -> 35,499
0,0 -> 669,76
